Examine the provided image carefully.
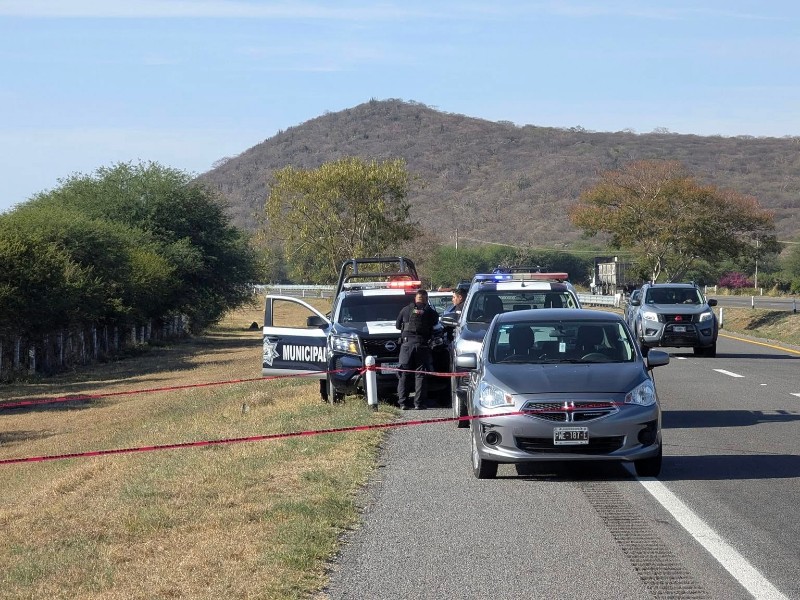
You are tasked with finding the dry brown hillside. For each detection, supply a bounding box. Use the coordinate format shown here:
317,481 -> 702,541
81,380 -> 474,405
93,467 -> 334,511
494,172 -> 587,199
197,99 -> 800,248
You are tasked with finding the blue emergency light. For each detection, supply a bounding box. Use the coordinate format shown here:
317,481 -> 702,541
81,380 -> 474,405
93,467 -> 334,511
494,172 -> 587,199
472,273 -> 513,283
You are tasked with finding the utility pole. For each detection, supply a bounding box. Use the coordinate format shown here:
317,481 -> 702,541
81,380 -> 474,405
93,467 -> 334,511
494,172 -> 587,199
754,238 -> 759,290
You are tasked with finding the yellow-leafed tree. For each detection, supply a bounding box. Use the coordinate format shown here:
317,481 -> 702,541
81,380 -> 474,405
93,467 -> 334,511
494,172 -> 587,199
570,160 -> 776,283
264,157 -> 418,282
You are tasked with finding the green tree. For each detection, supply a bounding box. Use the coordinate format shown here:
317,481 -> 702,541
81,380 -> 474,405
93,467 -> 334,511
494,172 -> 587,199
0,226 -> 90,338
570,160 -> 775,283
29,162 -> 259,330
779,241 -> 800,292
425,244 -> 594,289
3,203 -> 178,327
264,157 -> 418,282
782,242 -> 800,276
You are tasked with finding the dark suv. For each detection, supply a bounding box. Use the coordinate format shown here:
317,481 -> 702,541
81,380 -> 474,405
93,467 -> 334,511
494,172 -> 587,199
627,283 -> 718,357
261,257 -> 450,403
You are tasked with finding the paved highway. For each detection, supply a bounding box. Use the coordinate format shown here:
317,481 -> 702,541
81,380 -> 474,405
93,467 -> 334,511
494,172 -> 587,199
712,295 -> 799,312
324,334 -> 799,599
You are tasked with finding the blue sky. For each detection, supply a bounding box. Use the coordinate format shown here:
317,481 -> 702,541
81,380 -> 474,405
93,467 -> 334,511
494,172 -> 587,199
1,0 -> 798,213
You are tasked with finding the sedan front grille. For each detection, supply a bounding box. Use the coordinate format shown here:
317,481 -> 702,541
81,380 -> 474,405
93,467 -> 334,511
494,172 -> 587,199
515,436 -> 625,454
521,401 -> 618,423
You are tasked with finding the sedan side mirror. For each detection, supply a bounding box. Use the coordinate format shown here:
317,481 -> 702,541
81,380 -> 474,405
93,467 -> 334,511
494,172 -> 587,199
707,298 -> 717,307
645,350 -> 670,369
630,299 -> 641,306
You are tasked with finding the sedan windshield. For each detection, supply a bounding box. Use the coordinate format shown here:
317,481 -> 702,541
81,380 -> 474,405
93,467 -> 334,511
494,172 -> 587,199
489,320 -> 635,363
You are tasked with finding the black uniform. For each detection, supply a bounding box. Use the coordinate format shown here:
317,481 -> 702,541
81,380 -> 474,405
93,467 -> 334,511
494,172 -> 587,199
395,300 -> 439,409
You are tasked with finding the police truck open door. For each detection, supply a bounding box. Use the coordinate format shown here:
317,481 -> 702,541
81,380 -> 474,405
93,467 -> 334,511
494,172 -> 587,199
262,295 -> 329,382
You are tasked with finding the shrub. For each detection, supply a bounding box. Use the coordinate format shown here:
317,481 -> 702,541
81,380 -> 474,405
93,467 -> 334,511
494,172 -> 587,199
719,272 -> 754,289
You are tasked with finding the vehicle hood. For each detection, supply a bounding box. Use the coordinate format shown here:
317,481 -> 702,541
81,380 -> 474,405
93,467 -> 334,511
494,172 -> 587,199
485,362 -> 647,395
332,321 -> 444,336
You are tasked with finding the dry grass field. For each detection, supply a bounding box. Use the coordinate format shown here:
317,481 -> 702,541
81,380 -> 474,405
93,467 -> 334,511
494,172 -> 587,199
0,297 -> 395,599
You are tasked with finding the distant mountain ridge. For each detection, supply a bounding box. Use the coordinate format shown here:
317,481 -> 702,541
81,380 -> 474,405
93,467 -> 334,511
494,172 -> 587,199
198,99 -> 800,247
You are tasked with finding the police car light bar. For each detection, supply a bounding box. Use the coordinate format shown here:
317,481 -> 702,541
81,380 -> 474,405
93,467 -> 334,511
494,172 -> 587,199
509,272 -> 569,282
387,279 -> 422,289
342,280 -> 422,291
472,273 -> 513,282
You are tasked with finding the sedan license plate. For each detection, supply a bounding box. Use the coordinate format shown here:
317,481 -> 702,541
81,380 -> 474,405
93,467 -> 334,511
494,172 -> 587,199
380,362 -> 399,375
673,325 -> 687,333
554,426 -> 589,445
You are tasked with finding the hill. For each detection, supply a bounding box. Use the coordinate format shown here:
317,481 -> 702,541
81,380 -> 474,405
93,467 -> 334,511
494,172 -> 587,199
198,99 -> 800,248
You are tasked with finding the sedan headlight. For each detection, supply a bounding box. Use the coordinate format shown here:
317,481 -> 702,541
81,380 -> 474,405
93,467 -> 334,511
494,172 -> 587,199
478,381 -> 515,409
624,380 -> 657,406
699,310 -> 714,322
329,334 -> 360,356
456,338 -> 483,356
641,311 -> 659,322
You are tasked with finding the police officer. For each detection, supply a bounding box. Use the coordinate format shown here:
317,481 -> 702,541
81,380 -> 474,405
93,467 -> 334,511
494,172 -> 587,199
445,288 -> 466,317
395,289 -> 439,410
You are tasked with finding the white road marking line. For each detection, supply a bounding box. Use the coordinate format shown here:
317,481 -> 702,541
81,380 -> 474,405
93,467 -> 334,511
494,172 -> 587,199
714,369 -> 744,378
676,356 -> 687,360
792,393 -> 800,398
639,479 -> 789,600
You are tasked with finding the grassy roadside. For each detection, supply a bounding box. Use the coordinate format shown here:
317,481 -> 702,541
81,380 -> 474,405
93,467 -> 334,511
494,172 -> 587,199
0,298 -> 394,599
716,307 -> 800,349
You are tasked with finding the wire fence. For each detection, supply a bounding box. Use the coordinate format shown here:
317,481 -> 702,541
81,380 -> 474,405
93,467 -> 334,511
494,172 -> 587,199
0,317 -> 189,380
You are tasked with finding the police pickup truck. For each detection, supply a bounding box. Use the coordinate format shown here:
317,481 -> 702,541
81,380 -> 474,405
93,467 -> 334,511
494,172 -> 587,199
441,269 -> 582,427
262,257 -> 450,404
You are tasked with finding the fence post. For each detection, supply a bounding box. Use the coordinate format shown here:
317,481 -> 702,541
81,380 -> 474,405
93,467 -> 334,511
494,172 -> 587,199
718,307 -> 724,329
365,356 -> 378,411
751,296 -> 755,309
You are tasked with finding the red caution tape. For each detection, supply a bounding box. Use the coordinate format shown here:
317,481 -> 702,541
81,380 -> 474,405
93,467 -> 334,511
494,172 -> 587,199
0,411 -> 526,466
366,364 -> 465,378
0,364 -> 466,411
0,369 -> 351,411
0,358 -> 632,468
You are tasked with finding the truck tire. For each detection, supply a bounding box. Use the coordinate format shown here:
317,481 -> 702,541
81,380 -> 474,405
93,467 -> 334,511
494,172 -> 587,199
327,375 -> 345,404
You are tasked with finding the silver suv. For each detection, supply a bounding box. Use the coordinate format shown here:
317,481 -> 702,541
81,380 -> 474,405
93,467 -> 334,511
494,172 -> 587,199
627,283 -> 718,357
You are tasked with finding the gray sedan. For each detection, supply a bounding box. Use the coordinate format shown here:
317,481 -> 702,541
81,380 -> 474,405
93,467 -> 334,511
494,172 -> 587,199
456,309 -> 669,479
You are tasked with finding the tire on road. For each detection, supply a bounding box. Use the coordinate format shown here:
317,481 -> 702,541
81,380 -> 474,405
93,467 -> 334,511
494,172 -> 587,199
453,378 -> 468,429
634,444 -> 662,477
471,428 -> 498,479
